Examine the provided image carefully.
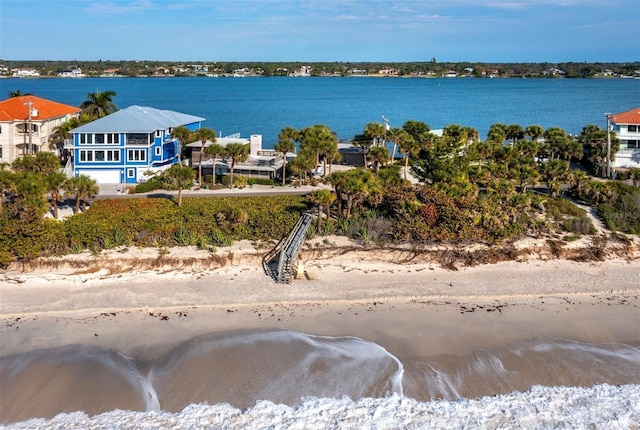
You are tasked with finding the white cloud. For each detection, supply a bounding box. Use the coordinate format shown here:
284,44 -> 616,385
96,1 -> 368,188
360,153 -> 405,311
83,0 -> 159,15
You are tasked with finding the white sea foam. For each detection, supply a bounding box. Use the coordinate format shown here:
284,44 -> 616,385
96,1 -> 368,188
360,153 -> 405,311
4,384 -> 638,429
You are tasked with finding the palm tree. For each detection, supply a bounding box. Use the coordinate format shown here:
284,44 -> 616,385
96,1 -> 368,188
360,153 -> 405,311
64,175 -> 99,213
203,142 -> 226,186
542,159 -> 570,198
387,127 -> 403,161
487,123 -> 507,143
396,130 -> 417,180
510,157 -> 539,194
170,126 -> 193,167
364,122 -> 386,148
80,90 -> 118,118
274,138 -> 295,186
45,171 -> 68,219
368,145 -> 389,174
223,142 -> 249,188
525,125 -> 544,143
164,164 -> 195,206
12,171 -> 48,220
192,127 -> 217,185
309,189 -> 336,233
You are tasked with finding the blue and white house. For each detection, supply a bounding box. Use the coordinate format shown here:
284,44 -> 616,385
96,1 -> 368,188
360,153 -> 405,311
69,106 -> 204,184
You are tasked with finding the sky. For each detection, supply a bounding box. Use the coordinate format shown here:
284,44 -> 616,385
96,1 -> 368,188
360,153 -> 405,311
1,0 -> 638,63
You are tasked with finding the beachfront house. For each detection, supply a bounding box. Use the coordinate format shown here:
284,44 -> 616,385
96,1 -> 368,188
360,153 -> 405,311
69,105 -> 204,184
187,134 -> 290,181
610,106 -> 640,170
0,95 -> 80,164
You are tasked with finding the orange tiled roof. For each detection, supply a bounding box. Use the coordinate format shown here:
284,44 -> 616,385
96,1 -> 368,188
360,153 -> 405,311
0,95 -> 80,121
611,107 -> 640,125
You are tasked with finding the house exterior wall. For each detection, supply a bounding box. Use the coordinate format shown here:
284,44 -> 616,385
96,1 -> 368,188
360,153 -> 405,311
0,114 -> 77,163
71,111 -> 202,184
612,120 -> 640,169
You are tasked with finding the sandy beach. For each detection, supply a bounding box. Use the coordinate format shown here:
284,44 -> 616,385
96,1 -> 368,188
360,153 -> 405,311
1,235 -> 639,356
1,235 -> 639,422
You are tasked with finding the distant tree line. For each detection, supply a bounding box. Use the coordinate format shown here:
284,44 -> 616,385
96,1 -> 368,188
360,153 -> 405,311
2,60 -> 639,78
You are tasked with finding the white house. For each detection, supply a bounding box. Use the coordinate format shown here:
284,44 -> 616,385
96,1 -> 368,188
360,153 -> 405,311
0,95 -> 80,163
610,107 -> 640,169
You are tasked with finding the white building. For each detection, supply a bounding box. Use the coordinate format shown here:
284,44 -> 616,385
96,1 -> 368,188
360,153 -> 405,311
610,107 -> 640,169
0,95 -> 80,163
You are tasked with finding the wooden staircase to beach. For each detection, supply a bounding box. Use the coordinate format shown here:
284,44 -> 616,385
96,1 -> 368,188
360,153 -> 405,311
263,211 -> 315,283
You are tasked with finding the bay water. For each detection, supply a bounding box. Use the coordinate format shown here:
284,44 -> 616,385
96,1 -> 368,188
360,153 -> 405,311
2,76 -> 638,145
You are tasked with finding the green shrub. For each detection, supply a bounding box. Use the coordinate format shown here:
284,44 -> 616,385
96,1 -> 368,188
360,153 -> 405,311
135,179 -> 163,193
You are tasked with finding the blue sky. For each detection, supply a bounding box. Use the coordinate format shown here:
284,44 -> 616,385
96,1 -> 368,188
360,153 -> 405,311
1,0 -> 638,62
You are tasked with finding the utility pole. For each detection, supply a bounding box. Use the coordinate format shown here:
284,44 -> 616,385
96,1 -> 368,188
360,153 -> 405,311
23,99 -> 33,155
382,115 -> 389,146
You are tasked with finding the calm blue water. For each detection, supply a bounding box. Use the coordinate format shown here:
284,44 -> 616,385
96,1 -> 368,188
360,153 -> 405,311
2,77 -> 638,147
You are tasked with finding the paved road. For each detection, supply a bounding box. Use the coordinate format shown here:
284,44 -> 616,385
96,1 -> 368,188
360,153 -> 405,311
94,183 -> 332,200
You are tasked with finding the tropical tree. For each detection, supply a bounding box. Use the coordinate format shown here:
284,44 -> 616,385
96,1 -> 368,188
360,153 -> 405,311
80,90 -> 118,118
510,157 -> 539,193
569,169 -> 589,197
203,142 -> 226,186
223,142 -> 249,188
487,123 -> 507,143
578,124 -> 619,177
368,145 -> 390,174
309,189 -> 336,233
542,159 -> 570,198
364,122 -> 386,148
164,164 -> 195,206
192,127 -> 217,185
170,126 -> 193,167
299,124 -> 337,176
12,152 -> 60,175
288,149 -> 316,184
64,175 -> 99,213
402,120 -> 430,144
45,171 -> 68,219
10,171 -> 48,221
525,124 -> 544,143
395,129 -> 417,180
274,138 -> 295,186
505,124 -> 524,144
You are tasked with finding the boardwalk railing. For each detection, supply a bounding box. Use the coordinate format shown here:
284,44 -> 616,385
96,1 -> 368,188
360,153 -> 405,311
263,210 -> 315,283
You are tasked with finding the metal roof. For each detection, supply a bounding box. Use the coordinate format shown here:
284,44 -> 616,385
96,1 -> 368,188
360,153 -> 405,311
70,105 -> 205,133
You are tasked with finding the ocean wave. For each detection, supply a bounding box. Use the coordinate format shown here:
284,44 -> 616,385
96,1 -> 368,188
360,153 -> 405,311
3,384 -> 638,429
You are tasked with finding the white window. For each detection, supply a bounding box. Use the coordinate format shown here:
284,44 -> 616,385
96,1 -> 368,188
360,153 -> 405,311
155,147 -> 161,156
127,168 -> 135,178
128,149 -> 146,162
106,150 -> 120,162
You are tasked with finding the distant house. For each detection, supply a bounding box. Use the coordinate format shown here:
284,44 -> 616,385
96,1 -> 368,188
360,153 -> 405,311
58,68 -> 86,78
610,107 -> 640,170
69,105 -> 204,184
12,68 -> 40,77
0,95 -> 80,163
